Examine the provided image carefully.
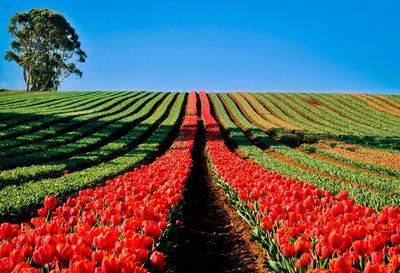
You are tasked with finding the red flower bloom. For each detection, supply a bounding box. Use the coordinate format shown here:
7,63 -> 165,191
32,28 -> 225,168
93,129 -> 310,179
150,251 -> 166,271
72,259 -> 95,273
0,223 -> 18,241
143,222 -> 162,241
280,243 -> 296,258
56,244 -> 73,264
102,255 -> 121,273
44,195 -> 57,210
329,255 -> 353,273
32,245 -> 55,266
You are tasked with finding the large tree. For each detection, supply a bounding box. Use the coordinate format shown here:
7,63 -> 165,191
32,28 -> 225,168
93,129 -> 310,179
5,8 -> 87,91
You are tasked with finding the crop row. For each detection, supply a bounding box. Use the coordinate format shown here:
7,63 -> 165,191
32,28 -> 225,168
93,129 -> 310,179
0,92 -> 128,130
239,92 -> 400,174
208,92 -> 400,210
0,100 -> 198,272
314,93 -> 399,128
345,94 -> 400,124
224,93 -> 400,196
0,92 -> 113,130
0,93 -> 186,217
374,94 -> 400,109
301,143 -> 400,177
259,92 -> 337,134
0,92 -> 147,154
245,93 -> 400,143
229,92 -> 400,174
269,93 -> 353,135
201,91 -> 400,273
265,92 -> 399,137
353,94 -> 400,117
276,93 -> 398,136
309,94 -> 397,132
235,93 -> 287,129
0,92 -> 142,152
0,92 -> 131,139
0,92 -> 161,169
0,91 -> 94,111
255,93 -> 331,134
0,93 -> 177,187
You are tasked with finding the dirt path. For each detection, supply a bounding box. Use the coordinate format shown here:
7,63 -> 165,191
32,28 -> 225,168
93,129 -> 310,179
166,119 -> 267,273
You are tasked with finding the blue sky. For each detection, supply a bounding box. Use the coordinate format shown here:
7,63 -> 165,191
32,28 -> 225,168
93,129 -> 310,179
0,1 -> 399,93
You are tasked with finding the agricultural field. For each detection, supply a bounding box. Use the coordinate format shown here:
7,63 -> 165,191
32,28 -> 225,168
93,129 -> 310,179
0,90 -> 399,273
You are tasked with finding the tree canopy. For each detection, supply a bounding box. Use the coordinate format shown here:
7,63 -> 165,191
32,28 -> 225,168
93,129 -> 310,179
5,8 -> 87,91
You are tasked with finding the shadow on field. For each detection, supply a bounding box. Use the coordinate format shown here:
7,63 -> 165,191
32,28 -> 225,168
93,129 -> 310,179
258,127 -> 400,151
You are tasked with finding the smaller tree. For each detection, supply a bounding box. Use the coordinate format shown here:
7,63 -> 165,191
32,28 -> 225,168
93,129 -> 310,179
5,8 -> 87,91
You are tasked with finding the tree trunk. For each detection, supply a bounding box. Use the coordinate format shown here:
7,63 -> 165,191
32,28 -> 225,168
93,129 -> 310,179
23,67 -> 31,92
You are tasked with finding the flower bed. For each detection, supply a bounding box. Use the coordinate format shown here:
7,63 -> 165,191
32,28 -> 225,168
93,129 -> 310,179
200,91 -> 400,273
0,96 -> 198,273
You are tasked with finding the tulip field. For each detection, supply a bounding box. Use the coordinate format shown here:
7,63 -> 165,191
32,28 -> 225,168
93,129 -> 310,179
0,91 -> 399,273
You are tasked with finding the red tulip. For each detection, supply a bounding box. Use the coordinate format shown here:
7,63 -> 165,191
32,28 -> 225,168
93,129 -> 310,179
328,231 -> 343,249
133,266 -> 148,273
150,251 -> 166,271
110,215 -> 122,226
320,244 -> 334,259
91,250 -> 106,266
280,243 -> 296,258
329,255 -> 353,273
391,234 -> 400,246
46,221 -> 59,235
353,240 -> 368,256
364,262 -> 385,273
56,244 -> 73,264
371,251 -> 384,264
44,195 -> 57,210
0,223 -> 18,241
10,249 -> 25,266
120,256 -> 136,273
135,249 -> 149,264
0,242 -> 13,257
37,208 -> 47,217
72,259 -> 95,273
143,222 -> 162,241
261,216 -> 273,232
295,252 -> 312,269
102,256 -> 121,273
22,245 -> 33,258
32,245 -> 55,266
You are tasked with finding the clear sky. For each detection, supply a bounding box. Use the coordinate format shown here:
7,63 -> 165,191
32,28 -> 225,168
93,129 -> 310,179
0,0 -> 399,93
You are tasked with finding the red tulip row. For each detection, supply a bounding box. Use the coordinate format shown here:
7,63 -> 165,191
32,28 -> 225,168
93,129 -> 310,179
185,91 -> 197,116
0,102 -> 198,272
200,91 -> 400,273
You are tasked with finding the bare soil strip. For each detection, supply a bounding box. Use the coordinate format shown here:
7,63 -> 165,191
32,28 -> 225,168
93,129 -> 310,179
374,95 -> 400,109
269,94 -> 348,134
250,94 -> 304,130
352,94 -> 400,117
328,95 -> 397,126
296,147 -> 396,179
165,119 -> 267,273
301,94 -> 374,128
